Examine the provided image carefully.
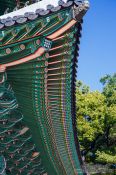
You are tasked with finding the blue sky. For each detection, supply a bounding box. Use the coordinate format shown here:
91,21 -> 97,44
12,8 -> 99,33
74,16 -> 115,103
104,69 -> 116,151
78,0 -> 116,91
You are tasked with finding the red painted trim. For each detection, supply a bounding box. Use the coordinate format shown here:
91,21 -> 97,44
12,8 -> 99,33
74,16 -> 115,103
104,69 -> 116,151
47,19 -> 76,40
0,47 -> 45,72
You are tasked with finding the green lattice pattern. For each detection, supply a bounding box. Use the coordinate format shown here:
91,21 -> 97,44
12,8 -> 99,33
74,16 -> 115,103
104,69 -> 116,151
0,2 -> 88,174
0,72 -> 46,174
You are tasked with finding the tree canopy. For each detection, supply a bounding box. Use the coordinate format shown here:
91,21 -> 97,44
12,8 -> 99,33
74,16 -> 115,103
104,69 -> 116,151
76,73 -> 116,164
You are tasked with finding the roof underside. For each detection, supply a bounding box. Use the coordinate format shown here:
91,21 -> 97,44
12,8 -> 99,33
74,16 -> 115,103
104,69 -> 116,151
0,1 -> 89,175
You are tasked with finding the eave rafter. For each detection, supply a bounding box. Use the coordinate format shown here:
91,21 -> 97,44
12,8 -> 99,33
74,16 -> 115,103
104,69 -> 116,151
0,1 -> 89,47
0,1 -> 89,71
0,1 -> 89,175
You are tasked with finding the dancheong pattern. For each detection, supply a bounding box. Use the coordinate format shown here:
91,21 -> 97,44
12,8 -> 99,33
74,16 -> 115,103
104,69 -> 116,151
0,0 -> 89,174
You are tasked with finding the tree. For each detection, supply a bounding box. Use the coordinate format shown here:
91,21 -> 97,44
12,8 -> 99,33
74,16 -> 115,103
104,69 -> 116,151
100,73 -> 116,105
76,74 -> 116,164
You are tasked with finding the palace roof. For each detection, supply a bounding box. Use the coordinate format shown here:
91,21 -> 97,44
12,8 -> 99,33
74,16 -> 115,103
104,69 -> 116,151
0,1 -> 89,174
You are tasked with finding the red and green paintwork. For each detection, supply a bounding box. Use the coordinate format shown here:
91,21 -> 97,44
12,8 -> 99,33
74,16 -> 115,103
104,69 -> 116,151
0,1 -> 89,174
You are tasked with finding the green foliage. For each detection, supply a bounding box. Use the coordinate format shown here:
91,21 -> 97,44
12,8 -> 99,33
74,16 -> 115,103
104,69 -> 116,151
100,73 -> 116,105
96,151 -> 116,164
76,74 -> 116,164
76,80 -> 90,94
76,91 -> 105,142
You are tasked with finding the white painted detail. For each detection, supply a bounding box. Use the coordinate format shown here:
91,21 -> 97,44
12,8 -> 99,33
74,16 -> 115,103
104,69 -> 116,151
0,0 -> 67,19
84,0 -> 90,8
